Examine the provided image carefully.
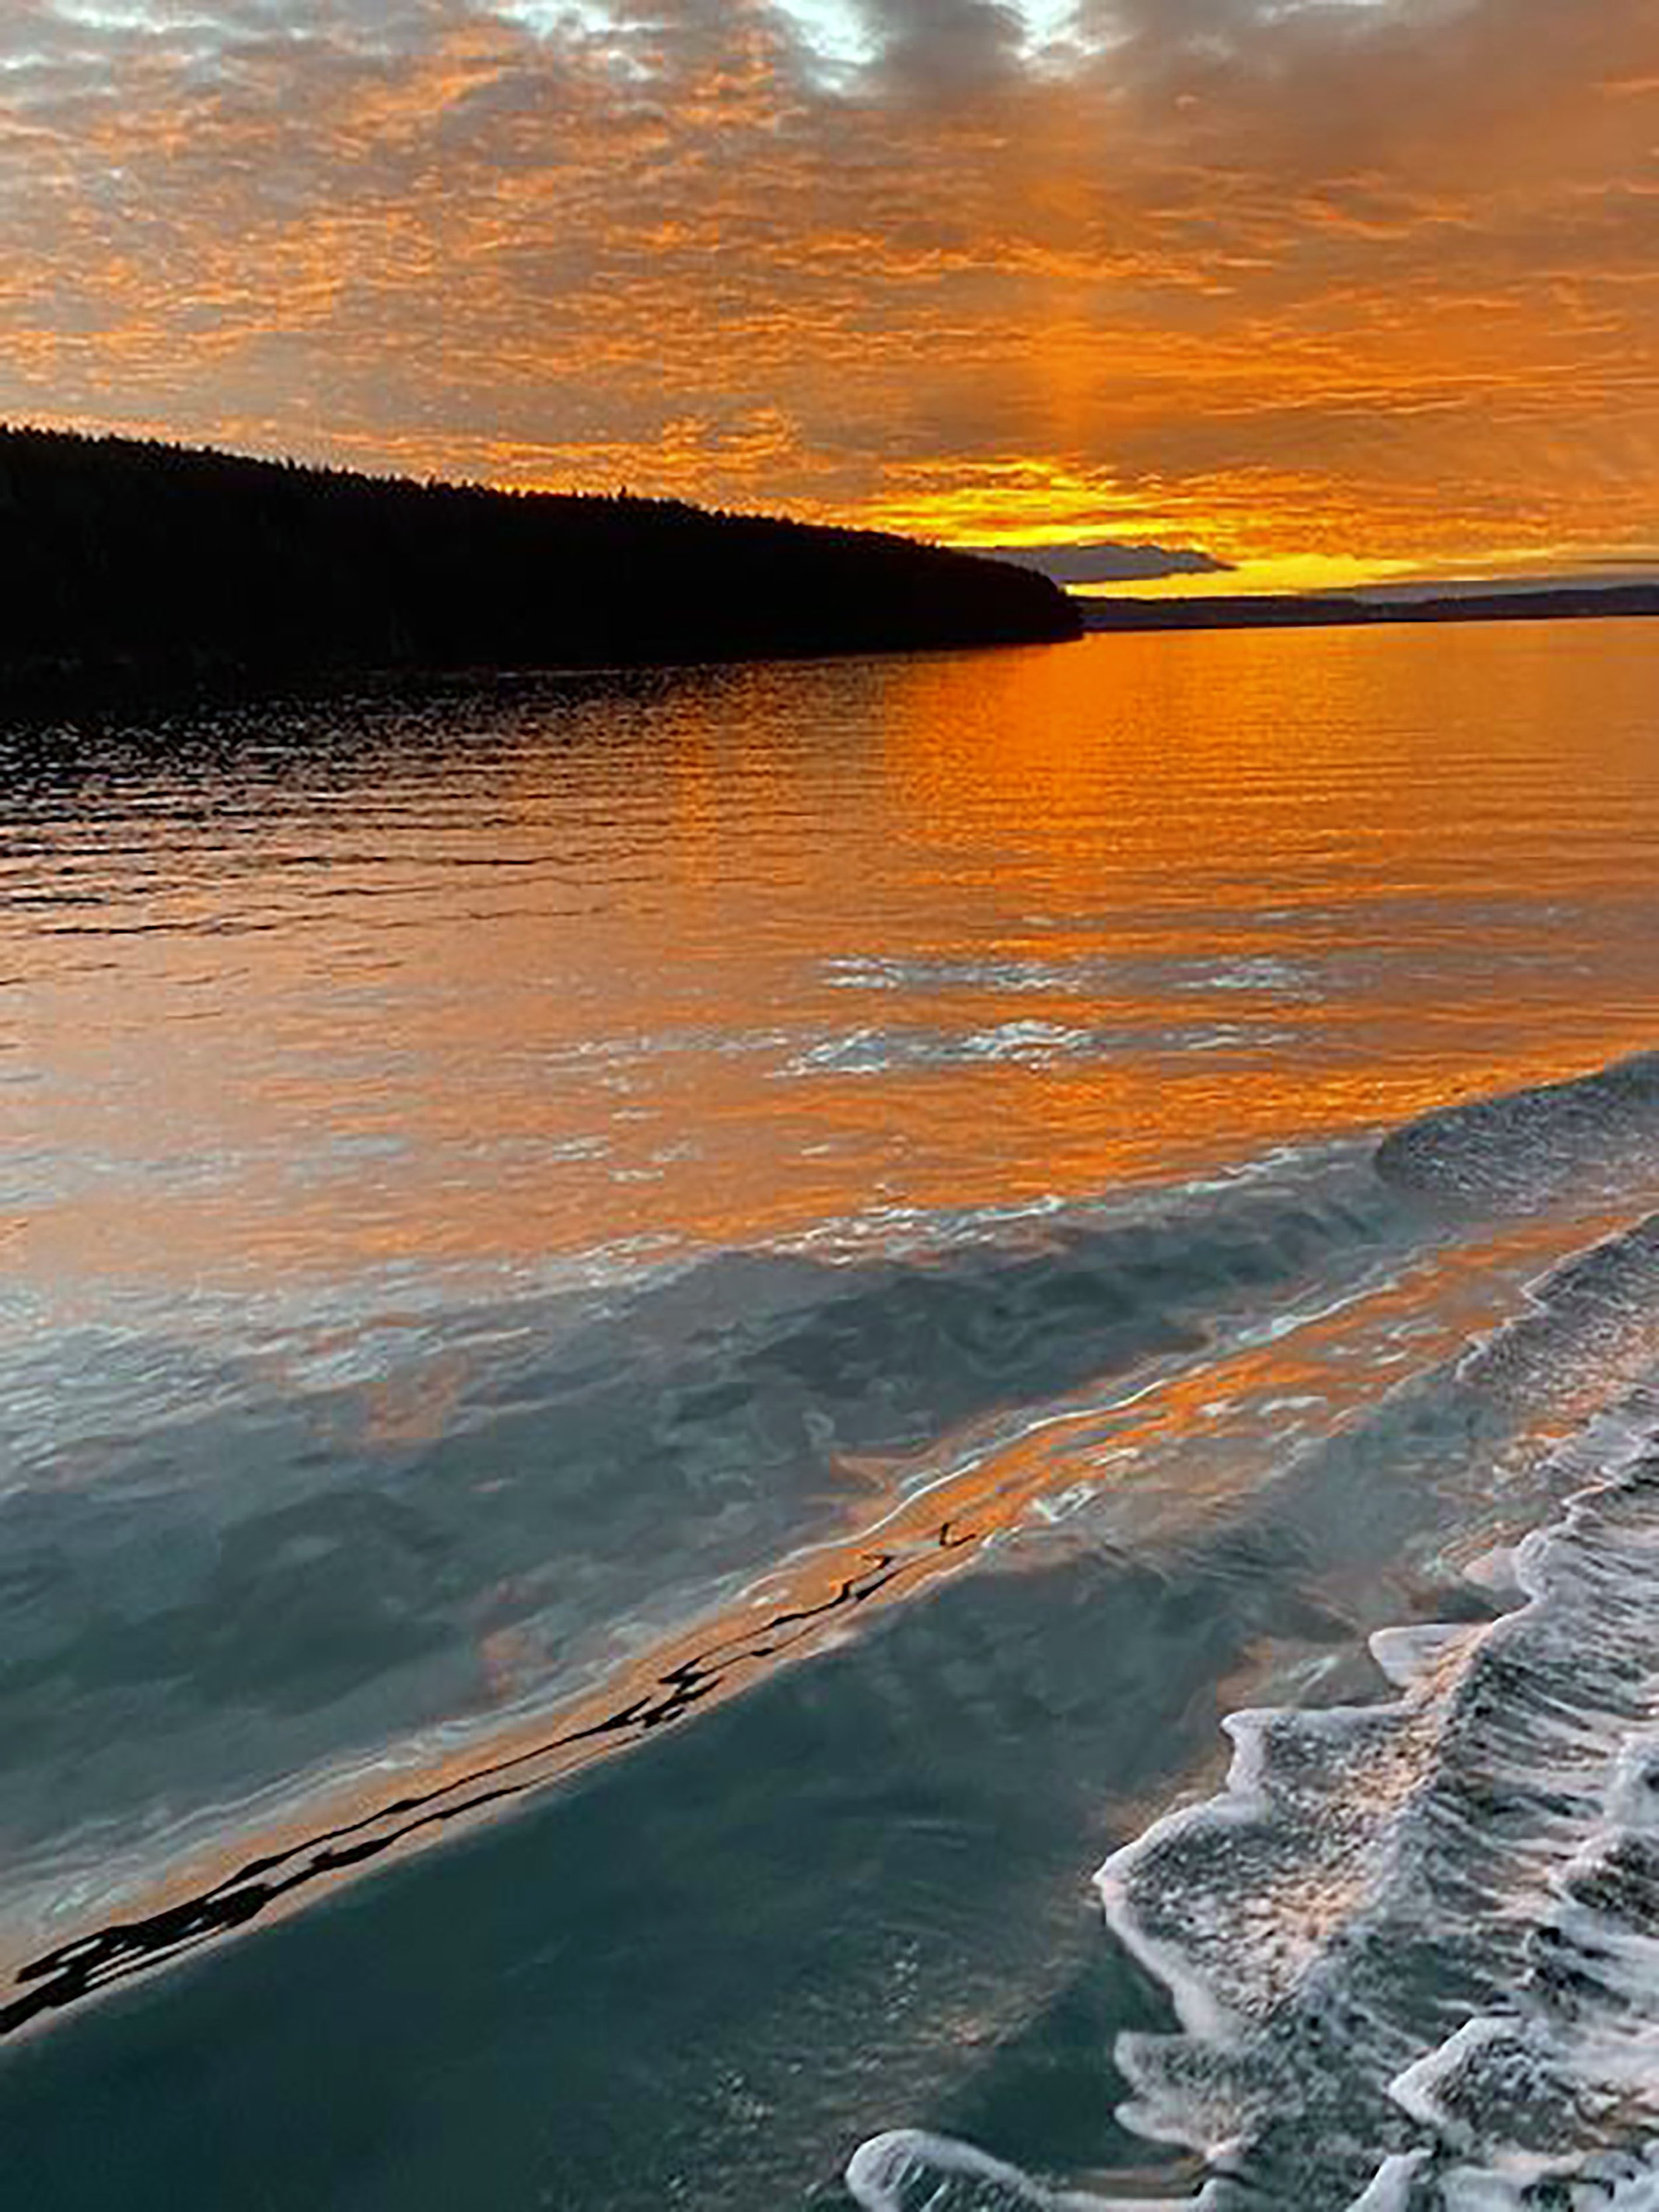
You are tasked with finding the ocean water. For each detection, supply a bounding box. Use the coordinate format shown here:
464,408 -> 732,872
4,622 -> 1659,2207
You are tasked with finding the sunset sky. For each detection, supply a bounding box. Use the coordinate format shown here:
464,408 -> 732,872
4,0 -> 1657,590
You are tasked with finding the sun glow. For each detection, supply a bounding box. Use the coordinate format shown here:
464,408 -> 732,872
5,0 -> 1655,587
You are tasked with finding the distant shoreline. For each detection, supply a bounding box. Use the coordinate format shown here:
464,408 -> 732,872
1080,583 -> 1659,634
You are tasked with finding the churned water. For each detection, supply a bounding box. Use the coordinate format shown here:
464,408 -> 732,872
4,622 -> 1659,2208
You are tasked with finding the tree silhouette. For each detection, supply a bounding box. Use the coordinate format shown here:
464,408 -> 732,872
0,427 -> 1078,691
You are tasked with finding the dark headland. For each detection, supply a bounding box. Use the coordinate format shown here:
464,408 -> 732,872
0,426 -> 1078,694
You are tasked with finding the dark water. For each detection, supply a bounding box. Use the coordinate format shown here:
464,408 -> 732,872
5,624 -> 1659,2207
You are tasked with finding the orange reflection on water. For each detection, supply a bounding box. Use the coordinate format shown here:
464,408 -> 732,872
6,621 -> 1659,1326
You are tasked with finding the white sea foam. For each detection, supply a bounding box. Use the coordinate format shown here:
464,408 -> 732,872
1099,1417 -> 1659,2207
846,2128 -> 1171,2211
855,1424 -> 1659,2210
851,1206 -> 1659,2211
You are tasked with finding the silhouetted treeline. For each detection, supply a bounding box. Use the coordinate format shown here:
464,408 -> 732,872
1082,585 -> 1659,634
0,427 -> 1078,691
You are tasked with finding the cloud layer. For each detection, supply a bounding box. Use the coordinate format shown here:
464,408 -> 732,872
3,0 -> 1656,576
966,540 -> 1233,583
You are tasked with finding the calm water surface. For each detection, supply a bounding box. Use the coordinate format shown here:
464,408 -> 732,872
5,624 -> 1659,2207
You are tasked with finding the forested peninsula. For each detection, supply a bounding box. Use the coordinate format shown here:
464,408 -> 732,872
0,427 -> 1078,691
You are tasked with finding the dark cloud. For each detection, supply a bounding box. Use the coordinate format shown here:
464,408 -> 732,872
967,541 -> 1235,583
863,0 -> 1027,91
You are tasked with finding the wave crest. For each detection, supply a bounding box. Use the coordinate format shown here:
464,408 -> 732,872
1376,1052 -> 1659,1215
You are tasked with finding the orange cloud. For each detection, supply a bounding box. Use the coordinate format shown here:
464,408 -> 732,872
1,0 -> 1655,583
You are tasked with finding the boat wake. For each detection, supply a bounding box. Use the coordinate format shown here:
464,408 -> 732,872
851,1057 -> 1659,2211
1104,1391 -> 1659,2208
851,1391 -> 1659,2212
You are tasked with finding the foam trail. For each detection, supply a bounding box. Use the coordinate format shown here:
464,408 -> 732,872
1100,1409 -> 1659,2207
847,2130 -> 1130,2211
850,1200 -> 1659,2212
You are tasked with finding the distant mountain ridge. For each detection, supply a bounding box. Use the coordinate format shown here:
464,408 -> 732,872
0,427 -> 1078,689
